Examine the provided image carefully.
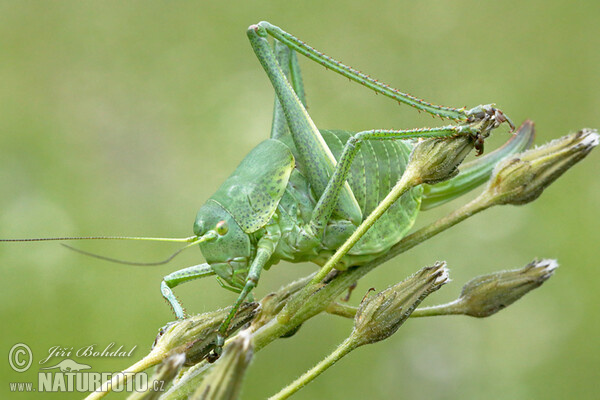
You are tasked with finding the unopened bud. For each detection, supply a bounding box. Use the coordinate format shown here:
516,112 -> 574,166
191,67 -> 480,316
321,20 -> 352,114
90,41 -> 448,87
153,303 -> 259,366
454,259 -> 558,317
351,262 -> 449,346
405,135 -> 474,185
484,129 -> 598,205
191,330 -> 253,400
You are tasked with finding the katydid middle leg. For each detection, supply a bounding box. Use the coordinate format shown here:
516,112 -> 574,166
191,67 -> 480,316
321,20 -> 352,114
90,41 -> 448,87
307,126 -> 479,237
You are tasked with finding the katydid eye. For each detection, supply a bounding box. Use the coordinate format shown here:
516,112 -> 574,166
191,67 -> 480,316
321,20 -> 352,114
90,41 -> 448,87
216,220 -> 229,235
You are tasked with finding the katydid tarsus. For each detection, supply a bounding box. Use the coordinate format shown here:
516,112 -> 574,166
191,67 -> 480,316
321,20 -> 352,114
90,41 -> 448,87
1,21 -> 529,361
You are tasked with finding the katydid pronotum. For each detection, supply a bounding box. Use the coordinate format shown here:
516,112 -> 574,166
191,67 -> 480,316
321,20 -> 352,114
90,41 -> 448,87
2,21 -> 528,361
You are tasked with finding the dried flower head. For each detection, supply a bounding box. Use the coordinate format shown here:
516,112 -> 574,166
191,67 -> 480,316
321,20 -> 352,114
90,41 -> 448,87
351,262 -> 449,346
454,259 -> 558,318
153,303 -> 259,366
484,129 -> 598,205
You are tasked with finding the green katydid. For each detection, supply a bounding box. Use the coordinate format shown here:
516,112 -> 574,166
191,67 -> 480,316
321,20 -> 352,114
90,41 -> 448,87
1,21 -> 530,361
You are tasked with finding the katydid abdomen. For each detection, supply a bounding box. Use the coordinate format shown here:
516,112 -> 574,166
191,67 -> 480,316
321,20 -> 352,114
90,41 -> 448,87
273,129 -> 422,269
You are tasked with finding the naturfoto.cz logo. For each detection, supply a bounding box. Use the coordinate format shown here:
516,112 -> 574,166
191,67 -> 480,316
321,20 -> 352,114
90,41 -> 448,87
8,342 -> 163,394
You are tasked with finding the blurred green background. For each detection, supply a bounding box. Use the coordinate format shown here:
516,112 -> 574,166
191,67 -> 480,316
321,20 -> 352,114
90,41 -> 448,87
1,1 -> 599,399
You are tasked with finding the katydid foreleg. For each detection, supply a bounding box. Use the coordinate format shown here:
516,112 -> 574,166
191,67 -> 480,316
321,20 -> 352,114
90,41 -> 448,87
209,220 -> 282,360
161,263 -> 216,319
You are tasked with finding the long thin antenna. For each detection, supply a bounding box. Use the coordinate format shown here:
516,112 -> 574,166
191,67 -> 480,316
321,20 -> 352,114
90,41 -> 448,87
0,235 -> 199,243
1,233 -> 217,266
61,241 -> 200,266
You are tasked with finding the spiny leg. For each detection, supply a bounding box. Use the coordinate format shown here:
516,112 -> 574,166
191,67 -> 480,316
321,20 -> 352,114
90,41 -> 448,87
308,125 -> 476,237
271,39 -> 307,140
255,22 -> 463,120
250,23 -> 513,230
208,261 -> 264,362
161,263 -> 215,319
255,21 -> 514,129
248,25 -> 363,226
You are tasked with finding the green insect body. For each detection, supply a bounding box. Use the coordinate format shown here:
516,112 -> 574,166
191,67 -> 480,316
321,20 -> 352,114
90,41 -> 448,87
3,21 -> 529,362
196,131 -> 419,278
159,22 -> 523,360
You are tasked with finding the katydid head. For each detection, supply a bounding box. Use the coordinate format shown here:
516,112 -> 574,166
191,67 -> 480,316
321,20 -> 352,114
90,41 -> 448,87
193,200 -> 252,266
1,199 -> 253,268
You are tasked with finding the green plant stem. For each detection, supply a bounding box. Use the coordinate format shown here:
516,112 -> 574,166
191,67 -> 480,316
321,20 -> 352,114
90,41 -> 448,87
281,191 -> 491,324
410,300 -> 463,317
269,338 -> 358,400
256,195 -> 493,347
391,196 -> 491,257
327,299 -> 464,319
326,302 -> 357,318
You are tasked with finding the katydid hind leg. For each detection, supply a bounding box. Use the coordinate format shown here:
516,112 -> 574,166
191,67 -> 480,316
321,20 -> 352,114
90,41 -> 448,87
256,22 -> 514,132
270,40 -> 291,140
270,39 -> 307,140
248,25 -> 362,226
288,47 -> 306,107
255,21 -> 468,121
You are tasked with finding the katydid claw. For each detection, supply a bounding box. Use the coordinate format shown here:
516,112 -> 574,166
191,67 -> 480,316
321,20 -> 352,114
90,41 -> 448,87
463,104 -> 515,156
153,321 -> 178,349
466,104 -> 514,132
474,134 -> 486,156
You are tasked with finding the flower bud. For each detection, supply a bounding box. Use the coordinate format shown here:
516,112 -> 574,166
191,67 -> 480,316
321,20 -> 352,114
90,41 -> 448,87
153,303 -> 259,366
351,262 -> 449,346
483,129 -> 598,205
405,135 -> 474,185
421,120 -> 535,210
454,259 -> 558,318
191,330 -> 253,400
